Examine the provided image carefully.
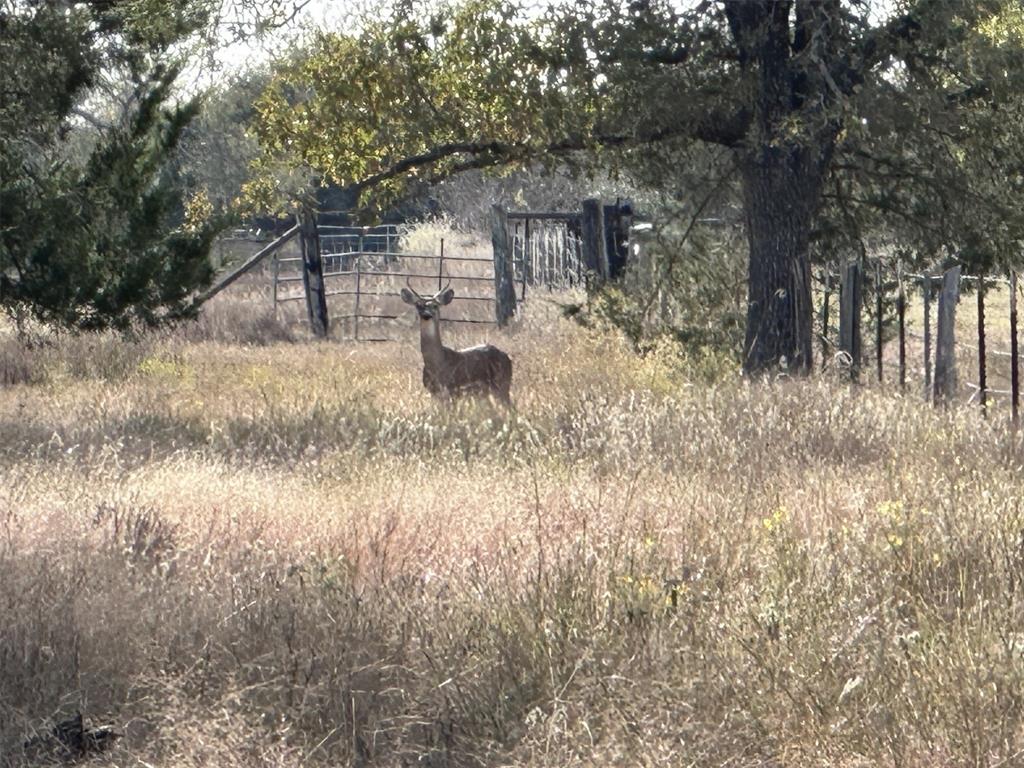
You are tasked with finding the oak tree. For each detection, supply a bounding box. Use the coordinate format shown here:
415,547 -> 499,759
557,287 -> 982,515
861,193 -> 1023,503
246,0 -> 1024,373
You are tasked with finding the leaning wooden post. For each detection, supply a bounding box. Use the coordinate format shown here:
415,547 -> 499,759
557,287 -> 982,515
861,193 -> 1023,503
490,204 -> 517,327
977,276 -> 987,415
581,198 -> 609,282
923,275 -> 933,399
932,266 -> 961,405
1011,270 -> 1019,429
875,260 -> 884,383
298,207 -> 329,338
838,260 -> 862,380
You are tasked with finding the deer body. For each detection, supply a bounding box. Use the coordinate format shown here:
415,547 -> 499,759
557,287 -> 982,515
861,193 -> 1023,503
402,285 -> 512,404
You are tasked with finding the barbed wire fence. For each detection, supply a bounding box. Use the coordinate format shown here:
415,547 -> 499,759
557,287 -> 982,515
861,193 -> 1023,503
818,260 -> 1021,426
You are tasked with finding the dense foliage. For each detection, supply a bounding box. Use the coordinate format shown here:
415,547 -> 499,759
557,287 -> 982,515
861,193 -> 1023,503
0,1 -> 222,330
245,0 -> 1024,372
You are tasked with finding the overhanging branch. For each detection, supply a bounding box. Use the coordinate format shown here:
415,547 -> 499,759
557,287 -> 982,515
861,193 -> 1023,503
349,110 -> 750,200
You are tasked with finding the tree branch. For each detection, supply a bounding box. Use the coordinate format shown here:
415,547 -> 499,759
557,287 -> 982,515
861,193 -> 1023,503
350,140 -> 521,194
350,108 -> 751,199
71,106 -> 113,131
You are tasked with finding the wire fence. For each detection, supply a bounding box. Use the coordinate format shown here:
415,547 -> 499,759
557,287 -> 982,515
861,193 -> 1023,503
818,261 -> 1021,423
317,225 -> 400,273
509,219 -> 585,301
272,232 -> 497,341
509,215 -> 586,298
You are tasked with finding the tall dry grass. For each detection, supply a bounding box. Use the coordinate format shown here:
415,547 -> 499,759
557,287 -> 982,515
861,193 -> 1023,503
2,257 -> 1024,766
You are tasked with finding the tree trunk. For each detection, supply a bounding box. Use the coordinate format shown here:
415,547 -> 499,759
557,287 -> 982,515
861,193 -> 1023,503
741,145 -> 825,375
723,2 -> 842,377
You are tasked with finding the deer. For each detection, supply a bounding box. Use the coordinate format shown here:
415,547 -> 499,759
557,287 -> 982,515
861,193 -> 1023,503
400,280 -> 513,404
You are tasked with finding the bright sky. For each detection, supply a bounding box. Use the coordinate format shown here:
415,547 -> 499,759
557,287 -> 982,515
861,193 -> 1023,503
193,0 -> 351,86
201,0 -> 900,86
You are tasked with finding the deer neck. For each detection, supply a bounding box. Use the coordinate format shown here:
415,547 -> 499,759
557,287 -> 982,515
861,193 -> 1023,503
419,316 -> 446,370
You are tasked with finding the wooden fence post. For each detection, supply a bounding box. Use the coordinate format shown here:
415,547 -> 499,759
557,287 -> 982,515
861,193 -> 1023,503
923,275 -> 933,399
1011,270 -> 1019,429
490,204 -> 517,327
875,261 -> 884,383
977,277 -> 987,415
820,267 -> 831,367
933,266 -> 961,405
838,260 -> 862,380
581,198 -> 609,282
298,208 -> 329,338
897,270 -> 906,390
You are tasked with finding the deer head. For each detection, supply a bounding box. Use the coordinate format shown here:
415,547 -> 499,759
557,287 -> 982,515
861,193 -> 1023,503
400,281 -> 454,321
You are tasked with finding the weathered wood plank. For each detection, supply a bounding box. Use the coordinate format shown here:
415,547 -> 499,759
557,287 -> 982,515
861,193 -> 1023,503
194,225 -> 298,306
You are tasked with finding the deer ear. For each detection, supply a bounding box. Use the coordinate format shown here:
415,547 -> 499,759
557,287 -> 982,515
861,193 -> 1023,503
400,288 -> 417,305
438,288 -> 455,305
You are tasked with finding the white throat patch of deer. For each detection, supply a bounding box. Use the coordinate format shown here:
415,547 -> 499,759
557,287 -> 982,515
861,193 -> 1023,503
401,282 -> 512,404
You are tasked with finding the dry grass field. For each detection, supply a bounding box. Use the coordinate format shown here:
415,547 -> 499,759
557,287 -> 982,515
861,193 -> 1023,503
2,240 -> 1024,766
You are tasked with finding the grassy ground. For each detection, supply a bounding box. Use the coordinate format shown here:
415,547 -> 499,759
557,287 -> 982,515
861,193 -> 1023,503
2,257 -> 1024,766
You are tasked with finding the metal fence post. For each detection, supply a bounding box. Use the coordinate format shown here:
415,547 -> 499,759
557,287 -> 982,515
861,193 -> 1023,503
354,254 -> 361,341
271,255 -> 279,316
438,238 -> 445,290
